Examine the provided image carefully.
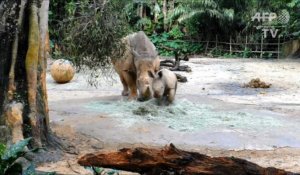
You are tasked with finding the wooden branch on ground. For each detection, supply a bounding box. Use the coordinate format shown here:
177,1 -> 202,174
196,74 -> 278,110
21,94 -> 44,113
159,45 -> 191,72
171,53 -> 191,72
160,63 -> 174,67
78,144 -> 296,175
160,60 -> 175,68
175,73 -> 187,83
170,65 -> 192,72
160,59 -> 175,65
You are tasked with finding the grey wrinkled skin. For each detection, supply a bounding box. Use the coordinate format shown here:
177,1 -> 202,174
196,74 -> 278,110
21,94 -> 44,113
130,31 -> 160,101
152,69 -> 178,105
112,31 -> 160,101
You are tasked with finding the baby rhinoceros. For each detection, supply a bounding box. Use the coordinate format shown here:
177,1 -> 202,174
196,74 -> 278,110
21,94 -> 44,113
151,69 -> 178,105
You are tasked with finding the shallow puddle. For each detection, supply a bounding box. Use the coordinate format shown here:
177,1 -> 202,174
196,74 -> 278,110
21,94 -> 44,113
85,99 -> 286,133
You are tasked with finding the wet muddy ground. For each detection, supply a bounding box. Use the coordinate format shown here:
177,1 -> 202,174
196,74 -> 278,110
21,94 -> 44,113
38,58 -> 300,174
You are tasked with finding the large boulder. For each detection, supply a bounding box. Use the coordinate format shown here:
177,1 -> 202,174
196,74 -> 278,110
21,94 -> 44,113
50,59 -> 75,83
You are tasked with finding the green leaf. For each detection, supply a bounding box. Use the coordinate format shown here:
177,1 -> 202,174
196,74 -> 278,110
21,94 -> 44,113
93,167 -> 104,174
1,138 -> 31,161
45,172 -> 56,175
107,169 -> 119,175
44,172 -> 56,175
85,166 -> 105,174
0,144 -> 6,156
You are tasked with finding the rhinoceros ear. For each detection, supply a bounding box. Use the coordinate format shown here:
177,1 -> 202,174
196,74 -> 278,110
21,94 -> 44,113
158,71 -> 163,78
148,71 -> 155,78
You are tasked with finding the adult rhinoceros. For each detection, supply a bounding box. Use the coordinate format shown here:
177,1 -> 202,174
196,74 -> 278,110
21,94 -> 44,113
112,31 -> 160,101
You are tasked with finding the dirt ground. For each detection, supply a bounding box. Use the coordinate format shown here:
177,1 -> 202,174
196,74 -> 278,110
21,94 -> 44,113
38,58 -> 300,174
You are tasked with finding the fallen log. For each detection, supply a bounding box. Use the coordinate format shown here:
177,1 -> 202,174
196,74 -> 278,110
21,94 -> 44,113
170,65 -> 192,72
160,45 -> 192,73
78,144 -> 297,175
160,59 -> 175,66
176,73 -> 187,83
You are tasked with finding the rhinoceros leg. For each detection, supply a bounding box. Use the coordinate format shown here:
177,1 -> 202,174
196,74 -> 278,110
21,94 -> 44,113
123,71 -> 137,100
167,89 -> 176,104
120,74 -> 129,96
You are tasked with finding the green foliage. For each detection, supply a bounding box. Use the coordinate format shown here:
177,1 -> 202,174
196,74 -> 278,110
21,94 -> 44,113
123,0 -> 300,59
223,53 -> 238,58
85,166 -> 119,175
65,1 -> 76,16
209,48 -> 224,57
168,25 -> 184,39
242,47 -> 252,58
49,0 -> 131,86
1,138 -> 31,161
0,138 -> 31,174
150,32 -> 203,56
48,0 -> 300,70
209,47 -> 253,58
263,52 -> 275,59
93,167 -> 105,174
135,17 -> 154,35
169,0 -> 222,23
0,144 -> 5,157
23,164 -> 36,175
0,138 -> 55,175
287,0 -> 300,37
54,0 -> 130,59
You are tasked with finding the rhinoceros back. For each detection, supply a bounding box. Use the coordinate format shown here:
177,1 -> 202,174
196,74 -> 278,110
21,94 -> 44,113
129,31 -> 158,59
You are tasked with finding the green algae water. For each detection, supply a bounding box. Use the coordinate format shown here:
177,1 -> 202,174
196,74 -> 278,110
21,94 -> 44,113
85,99 -> 284,133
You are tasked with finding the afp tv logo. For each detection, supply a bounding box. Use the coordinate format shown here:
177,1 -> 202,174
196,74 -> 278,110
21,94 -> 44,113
252,10 -> 290,38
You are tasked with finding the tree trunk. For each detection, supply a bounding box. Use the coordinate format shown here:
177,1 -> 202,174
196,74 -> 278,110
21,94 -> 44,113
170,0 -> 175,11
168,0 -> 175,29
163,0 -> 168,31
78,144 -> 296,175
153,0 -> 159,23
137,3 -> 143,18
0,0 -> 54,148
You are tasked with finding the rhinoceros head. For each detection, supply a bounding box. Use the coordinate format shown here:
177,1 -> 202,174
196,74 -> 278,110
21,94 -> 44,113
132,50 -> 160,101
